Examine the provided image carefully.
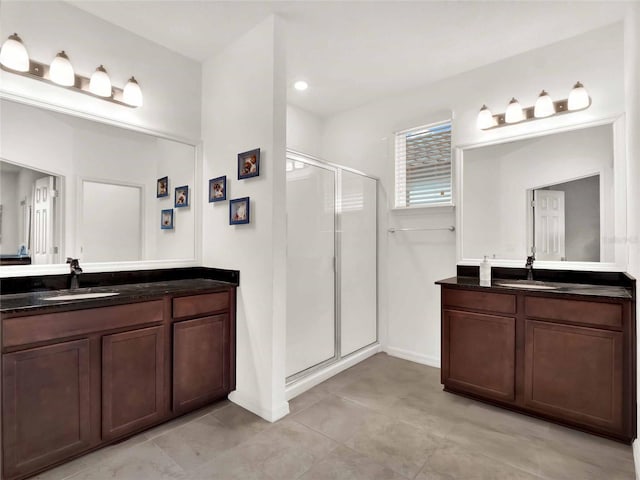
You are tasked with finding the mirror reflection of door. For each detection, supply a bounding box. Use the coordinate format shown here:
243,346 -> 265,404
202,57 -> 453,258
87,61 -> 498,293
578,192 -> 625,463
531,174 -> 600,262
81,180 -> 143,262
33,176 -> 56,264
0,160 -> 60,265
533,190 -> 565,261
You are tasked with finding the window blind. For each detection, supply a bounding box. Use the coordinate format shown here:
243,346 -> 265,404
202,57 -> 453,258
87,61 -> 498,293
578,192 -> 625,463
395,120 -> 452,208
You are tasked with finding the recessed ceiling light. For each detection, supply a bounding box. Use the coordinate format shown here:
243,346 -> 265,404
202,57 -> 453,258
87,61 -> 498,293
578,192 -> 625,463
294,80 -> 308,91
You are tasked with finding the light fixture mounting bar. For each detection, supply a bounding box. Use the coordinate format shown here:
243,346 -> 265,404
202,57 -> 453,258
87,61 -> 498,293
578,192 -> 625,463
481,98 -> 591,131
1,59 -> 134,108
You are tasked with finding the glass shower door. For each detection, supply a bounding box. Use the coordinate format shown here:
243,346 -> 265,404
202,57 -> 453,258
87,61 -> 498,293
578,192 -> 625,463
286,159 -> 337,378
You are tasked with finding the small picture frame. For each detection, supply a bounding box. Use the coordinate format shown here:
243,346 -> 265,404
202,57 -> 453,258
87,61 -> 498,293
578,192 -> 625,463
157,176 -> 169,198
161,209 -> 174,229
174,185 -> 189,208
237,148 -> 260,179
229,197 -> 250,225
209,175 -> 227,203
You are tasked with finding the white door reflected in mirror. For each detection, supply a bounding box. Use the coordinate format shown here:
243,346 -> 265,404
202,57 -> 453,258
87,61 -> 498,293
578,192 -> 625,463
81,180 -> 142,262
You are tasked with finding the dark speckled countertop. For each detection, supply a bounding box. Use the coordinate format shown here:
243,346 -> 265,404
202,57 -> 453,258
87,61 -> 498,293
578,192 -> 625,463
0,278 -> 235,315
436,276 -> 633,300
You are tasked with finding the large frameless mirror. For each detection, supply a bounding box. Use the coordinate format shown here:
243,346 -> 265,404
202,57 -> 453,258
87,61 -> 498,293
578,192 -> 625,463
458,119 -> 627,271
0,98 -> 197,271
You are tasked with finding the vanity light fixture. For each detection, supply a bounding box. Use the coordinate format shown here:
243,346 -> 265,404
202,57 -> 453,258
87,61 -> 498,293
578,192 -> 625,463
533,90 -> 555,118
477,81 -> 591,130
568,81 -> 590,111
49,51 -> 75,87
294,80 -> 308,91
0,33 -> 29,72
505,98 -> 524,123
0,33 -> 142,108
89,65 -> 112,97
476,105 -> 495,130
123,77 -> 143,107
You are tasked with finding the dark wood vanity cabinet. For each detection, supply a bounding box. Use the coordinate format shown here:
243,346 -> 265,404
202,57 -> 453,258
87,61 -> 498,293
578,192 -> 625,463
172,292 -> 232,413
441,285 -> 635,442
102,326 -> 166,440
2,339 -> 92,480
443,310 -> 516,403
1,286 -> 236,480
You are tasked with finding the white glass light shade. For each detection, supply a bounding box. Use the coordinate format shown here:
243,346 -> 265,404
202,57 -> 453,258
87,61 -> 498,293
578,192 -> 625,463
89,65 -> 112,97
49,51 -> 75,86
476,105 -> 494,130
123,76 -> 143,107
0,33 -> 29,72
505,97 -> 524,124
294,80 -> 308,91
534,90 -> 555,118
568,81 -> 590,111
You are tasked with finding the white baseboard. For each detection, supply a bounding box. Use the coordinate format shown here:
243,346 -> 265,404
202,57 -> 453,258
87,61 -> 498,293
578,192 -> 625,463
285,343 -> 382,400
228,391 -> 290,423
384,346 -> 441,368
633,439 -> 640,480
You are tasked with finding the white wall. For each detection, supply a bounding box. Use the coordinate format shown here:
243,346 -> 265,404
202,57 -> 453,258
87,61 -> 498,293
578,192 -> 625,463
201,16 -> 288,421
0,1 -> 201,141
321,24 -> 625,367
286,104 -> 324,158
623,2 -> 640,458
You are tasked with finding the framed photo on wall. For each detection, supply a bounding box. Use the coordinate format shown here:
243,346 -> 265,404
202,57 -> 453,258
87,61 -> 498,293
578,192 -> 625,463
209,175 -> 227,202
237,148 -> 260,179
161,209 -> 174,229
157,176 -> 169,198
174,185 -> 189,208
229,197 -> 250,225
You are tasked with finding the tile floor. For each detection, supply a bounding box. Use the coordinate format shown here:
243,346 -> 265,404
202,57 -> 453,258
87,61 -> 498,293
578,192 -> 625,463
35,353 -> 635,480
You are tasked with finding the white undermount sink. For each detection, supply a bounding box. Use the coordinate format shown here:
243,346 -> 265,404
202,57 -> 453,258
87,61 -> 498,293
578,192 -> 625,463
43,292 -> 121,301
496,282 -> 559,290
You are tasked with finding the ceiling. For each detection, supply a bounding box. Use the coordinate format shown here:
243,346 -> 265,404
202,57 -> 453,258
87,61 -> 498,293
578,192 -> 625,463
69,1 -> 629,117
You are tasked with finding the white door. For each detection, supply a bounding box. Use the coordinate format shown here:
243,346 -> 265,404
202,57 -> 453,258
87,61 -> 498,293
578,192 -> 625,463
286,160 -> 336,378
32,176 -> 55,264
534,189 -> 565,261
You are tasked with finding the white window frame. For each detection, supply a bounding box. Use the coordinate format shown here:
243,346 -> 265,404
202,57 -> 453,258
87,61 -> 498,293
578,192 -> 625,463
394,119 -> 454,210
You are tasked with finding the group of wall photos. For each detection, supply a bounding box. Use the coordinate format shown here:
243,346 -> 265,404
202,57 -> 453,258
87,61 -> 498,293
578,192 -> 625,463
157,148 -> 260,229
209,148 -> 260,225
157,177 -> 189,230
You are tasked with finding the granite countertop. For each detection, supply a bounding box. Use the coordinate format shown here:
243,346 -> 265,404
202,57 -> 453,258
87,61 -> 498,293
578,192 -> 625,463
0,278 -> 236,315
436,276 -> 633,300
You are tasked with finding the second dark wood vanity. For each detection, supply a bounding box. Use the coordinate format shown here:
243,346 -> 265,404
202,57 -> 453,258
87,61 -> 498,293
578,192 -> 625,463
437,268 -> 636,443
0,270 -> 238,480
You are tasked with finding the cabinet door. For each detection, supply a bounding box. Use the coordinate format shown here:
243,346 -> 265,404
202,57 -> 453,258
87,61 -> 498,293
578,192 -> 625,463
524,319 -> 623,432
173,314 -> 229,413
102,326 -> 165,440
442,309 -> 516,402
2,339 -> 92,480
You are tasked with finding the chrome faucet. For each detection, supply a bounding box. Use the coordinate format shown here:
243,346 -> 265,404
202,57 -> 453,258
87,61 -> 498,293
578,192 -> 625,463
67,258 -> 83,289
525,255 -> 535,281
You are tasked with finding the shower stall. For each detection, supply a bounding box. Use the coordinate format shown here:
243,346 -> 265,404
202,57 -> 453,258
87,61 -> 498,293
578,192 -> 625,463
285,150 -> 378,383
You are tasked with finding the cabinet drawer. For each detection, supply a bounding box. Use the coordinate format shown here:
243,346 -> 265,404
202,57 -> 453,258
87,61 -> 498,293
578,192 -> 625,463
443,288 -> 516,315
525,296 -> 622,329
173,292 -> 229,319
3,300 -> 164,349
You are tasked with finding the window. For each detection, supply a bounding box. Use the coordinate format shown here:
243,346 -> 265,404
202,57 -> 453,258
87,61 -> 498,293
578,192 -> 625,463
394,120 -> 452,208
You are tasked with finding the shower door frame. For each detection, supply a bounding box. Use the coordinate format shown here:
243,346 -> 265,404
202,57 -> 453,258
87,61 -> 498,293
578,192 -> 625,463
285,149 -> 379,385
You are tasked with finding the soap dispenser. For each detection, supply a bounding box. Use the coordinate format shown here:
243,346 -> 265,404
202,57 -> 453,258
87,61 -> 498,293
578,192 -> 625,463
480,255 -> 491,286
